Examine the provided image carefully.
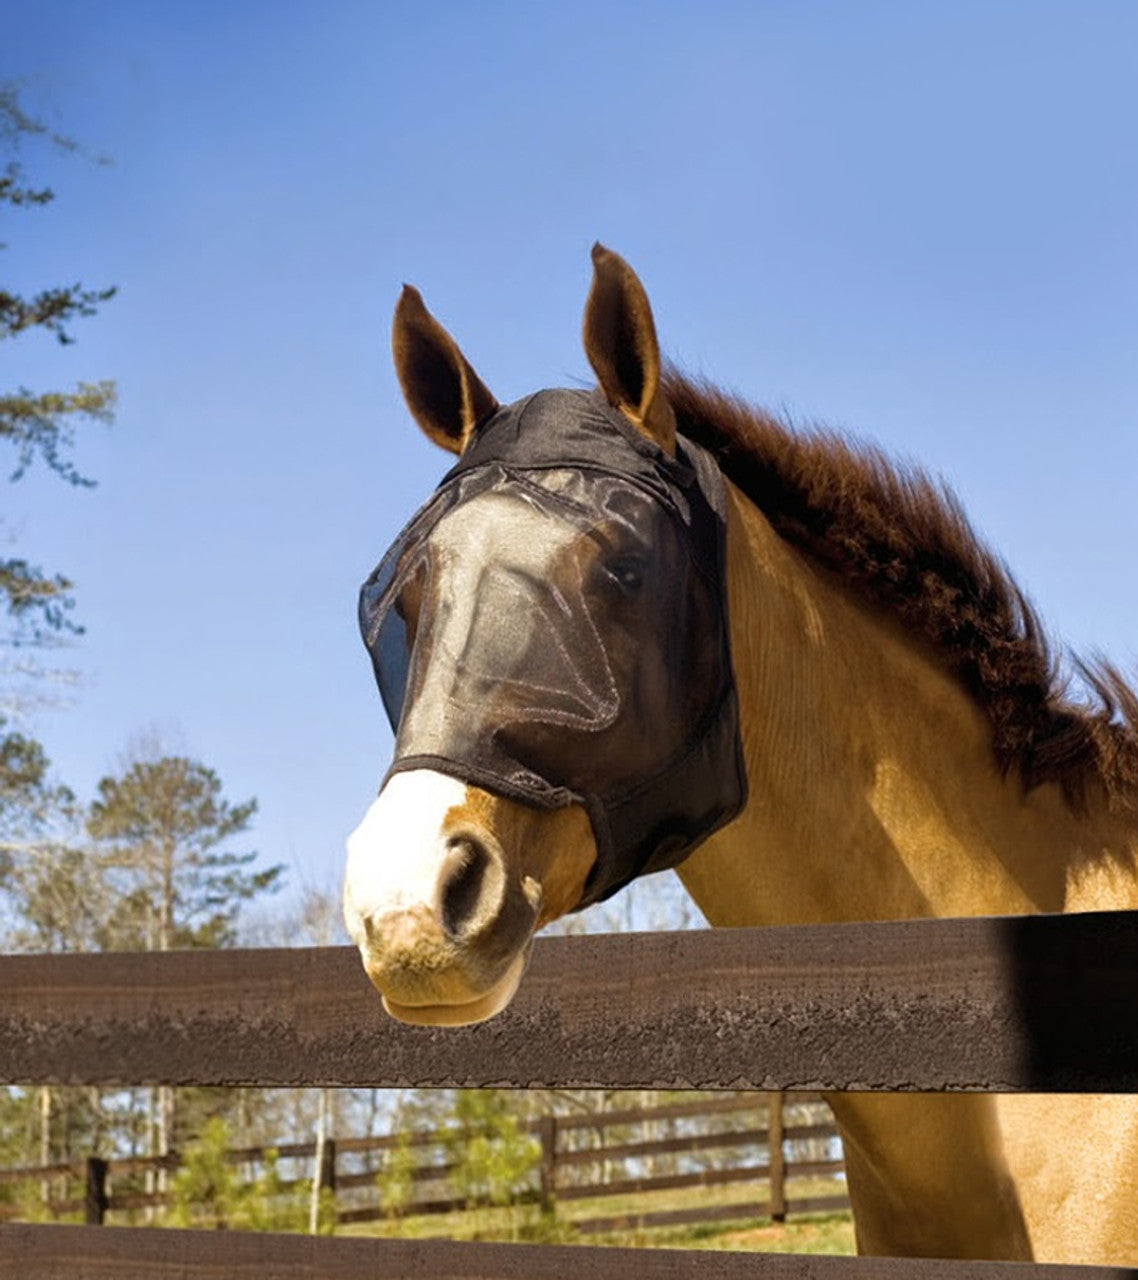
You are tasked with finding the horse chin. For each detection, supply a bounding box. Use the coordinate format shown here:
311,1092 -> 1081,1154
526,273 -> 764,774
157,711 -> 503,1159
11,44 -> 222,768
378,946 -> 530,1027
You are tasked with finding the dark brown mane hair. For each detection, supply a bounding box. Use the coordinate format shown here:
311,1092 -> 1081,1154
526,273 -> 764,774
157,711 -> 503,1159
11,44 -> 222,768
662,368 -> 1138,813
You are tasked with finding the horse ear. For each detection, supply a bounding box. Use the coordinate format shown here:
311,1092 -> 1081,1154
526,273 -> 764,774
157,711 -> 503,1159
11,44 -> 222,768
392,286 -> 498,454
583,244 -> 676,456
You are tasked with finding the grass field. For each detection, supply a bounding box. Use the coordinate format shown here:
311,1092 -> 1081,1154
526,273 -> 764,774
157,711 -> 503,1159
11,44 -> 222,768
625,1214 -> 854,1255
344,1207 -> 855,1255
341,1178 -> 856,1255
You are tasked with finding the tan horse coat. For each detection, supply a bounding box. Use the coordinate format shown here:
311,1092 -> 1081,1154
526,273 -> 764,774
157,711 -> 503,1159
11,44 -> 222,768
675,481 -> 1138,1260
346,245 -> 1138,1264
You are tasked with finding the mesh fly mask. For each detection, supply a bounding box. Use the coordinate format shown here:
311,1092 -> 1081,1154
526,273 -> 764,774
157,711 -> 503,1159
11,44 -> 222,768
359,389 -> 746,907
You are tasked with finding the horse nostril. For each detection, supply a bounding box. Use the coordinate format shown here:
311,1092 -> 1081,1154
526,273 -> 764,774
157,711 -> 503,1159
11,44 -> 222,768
438,835 -> 493,940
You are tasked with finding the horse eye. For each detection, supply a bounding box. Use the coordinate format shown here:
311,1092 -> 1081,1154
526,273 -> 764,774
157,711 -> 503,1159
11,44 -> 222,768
605,556 -> 646,594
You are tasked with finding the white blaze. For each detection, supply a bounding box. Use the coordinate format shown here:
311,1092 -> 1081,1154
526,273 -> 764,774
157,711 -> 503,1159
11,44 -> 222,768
342,769 -> 467,946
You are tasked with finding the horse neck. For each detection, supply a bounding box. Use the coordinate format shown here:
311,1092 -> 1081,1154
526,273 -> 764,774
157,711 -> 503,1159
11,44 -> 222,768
677,481 -> 1138,927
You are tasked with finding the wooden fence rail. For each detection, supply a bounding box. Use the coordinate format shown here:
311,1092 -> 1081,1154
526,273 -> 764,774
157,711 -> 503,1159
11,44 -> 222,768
3,912 -> 1138,1278
2,910 -> 1137,1092
1,1225 -> 1136,1280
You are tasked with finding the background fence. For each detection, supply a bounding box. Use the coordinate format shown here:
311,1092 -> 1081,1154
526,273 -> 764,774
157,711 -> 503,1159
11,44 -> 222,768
0,1092 -> 848,1234
2,910 -> 1138,1278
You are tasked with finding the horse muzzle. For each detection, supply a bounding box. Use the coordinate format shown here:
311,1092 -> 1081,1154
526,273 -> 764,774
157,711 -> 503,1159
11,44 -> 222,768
343,770 -> 541,1026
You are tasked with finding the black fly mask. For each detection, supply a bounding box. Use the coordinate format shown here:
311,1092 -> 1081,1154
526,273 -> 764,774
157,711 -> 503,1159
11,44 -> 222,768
359,389 -> 746,908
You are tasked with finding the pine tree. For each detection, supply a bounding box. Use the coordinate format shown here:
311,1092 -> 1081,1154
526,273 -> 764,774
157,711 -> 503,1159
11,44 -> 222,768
88,754 -> 279,954
0,83 -> 115,496
1,82 -> 113,814
88,753 -> 281,1183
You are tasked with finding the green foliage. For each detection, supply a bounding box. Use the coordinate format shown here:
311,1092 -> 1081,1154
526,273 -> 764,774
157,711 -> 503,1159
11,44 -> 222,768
446,1091 -> 539,1212
89,757 -> 256,851
0,383 -> 114,487
0,700 -> 89,972
0,171 -> 52,209
0,687 -> 76,865
375,1128 -> 415,1226
1,748 -> 274,1176
167,1086 -> 245,1158
0,1082 -> 108,1200
0,289 -> 117,346
0,722 -> 48,809
168,1117 -> 309,1231
1,843 -> 105,952
0,85 -> 114,347
0,82 -> 114,826
0,1088 -> 37,1168
0,558 -> 81,641
0,85 -> 114,497
87,755 -> 280,950
0,84 -> 84,158
312,1184 -> 337,1236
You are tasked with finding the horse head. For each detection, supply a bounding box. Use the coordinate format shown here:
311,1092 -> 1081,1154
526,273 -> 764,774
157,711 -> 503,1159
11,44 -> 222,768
343,246 -> 744,1024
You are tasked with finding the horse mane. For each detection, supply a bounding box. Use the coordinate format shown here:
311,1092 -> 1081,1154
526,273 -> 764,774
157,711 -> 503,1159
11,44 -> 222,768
662,368 -> 1138,813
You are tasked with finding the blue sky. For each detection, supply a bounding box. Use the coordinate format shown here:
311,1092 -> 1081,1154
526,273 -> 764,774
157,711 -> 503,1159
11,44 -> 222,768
4,2 -> 1137,923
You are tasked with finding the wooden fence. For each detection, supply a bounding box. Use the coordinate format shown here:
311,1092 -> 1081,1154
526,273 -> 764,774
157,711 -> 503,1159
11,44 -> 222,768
0,1093 -> 848,1233
2,910 -> 1138,1278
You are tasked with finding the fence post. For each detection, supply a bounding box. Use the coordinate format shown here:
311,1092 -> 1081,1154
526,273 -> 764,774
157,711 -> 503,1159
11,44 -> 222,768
84,1156 -> 108,1226
538,1114 -> 557,1213
319,1138 -> 337,1196
767,1092 -> 786,1223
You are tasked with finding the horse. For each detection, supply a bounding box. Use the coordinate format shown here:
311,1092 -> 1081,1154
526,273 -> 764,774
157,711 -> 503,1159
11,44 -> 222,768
343,245 -> 1138,1263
